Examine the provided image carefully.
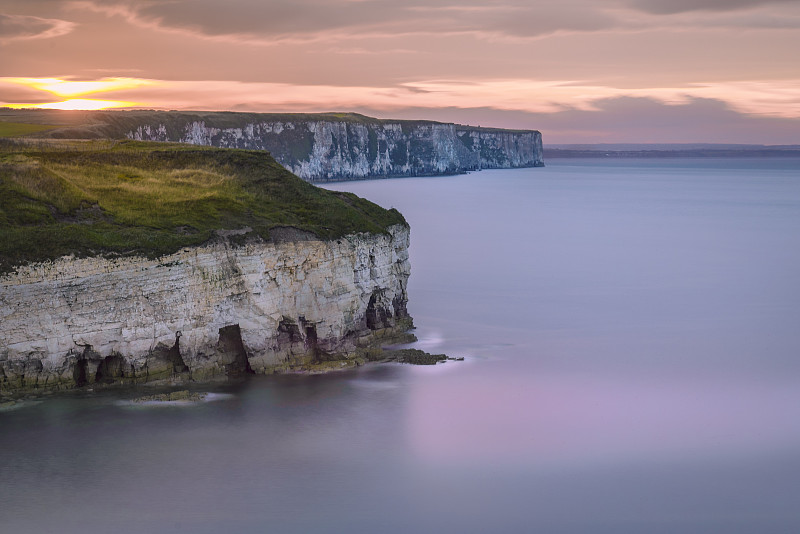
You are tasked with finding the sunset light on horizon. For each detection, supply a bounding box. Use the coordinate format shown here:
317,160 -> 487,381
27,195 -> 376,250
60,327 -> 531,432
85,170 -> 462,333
5,98 -> 140,111
1,1 -> 799,143
1,77 -> 148,110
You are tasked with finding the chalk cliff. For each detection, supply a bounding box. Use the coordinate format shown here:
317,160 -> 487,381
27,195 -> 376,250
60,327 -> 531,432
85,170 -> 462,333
119,112 -> 544,181
0,140 -> 415,396
0,225 -> 411,394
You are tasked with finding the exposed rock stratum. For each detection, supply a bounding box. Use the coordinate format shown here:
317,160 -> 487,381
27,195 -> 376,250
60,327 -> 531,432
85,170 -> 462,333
0,225 -> 412,394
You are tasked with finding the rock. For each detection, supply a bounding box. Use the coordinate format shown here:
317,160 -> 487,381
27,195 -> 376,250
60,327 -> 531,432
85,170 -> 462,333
131,390 -> 206,403
0,225 -> 413,394
383,348 -> 463,365
123,113 -> 544,181
390,349 -> 448,365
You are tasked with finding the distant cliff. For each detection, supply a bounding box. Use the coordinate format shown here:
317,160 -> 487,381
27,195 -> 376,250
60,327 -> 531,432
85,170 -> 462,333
124,113 -> 543,181
11,110 -> 542,181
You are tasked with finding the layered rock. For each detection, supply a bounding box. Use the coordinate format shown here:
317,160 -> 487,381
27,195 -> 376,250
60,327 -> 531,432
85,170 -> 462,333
123,113 -> 544,181
0,225 -> 411,394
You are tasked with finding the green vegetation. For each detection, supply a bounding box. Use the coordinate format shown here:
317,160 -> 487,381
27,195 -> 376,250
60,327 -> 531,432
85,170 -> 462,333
0,139 -> 406,272
0,109 -> 539,143
0,122 -> 60,137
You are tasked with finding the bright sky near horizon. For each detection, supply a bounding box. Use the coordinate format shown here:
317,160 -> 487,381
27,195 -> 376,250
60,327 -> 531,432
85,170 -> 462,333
1,0 -> 798,143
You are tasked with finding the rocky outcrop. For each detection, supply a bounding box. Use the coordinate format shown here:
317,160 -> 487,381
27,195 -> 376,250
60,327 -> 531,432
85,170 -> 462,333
123,113 -> 543,181
0,225 -> 412,395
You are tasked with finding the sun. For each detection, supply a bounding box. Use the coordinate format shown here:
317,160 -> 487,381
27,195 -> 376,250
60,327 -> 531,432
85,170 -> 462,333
2,77 -> 152,110
6,99 -> 139,110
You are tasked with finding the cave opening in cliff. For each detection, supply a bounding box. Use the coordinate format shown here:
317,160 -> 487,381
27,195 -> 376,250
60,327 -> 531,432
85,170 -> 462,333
94,355 -> 127,383
277,318 -> 303,346
392,295 -> 408,319
169,332 -> 189,374
147,333 -> 189,377
299,318 -> 329,361
73,359 -> 88,387
73,346 -> 100,387
304,324 -> 318,349
218,324 -> 254,376
366,291 -> 391,330
366,293 -> 379,330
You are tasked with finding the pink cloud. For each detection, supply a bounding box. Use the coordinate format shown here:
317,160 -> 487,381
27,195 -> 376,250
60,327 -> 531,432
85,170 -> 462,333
0,14 -> 75,42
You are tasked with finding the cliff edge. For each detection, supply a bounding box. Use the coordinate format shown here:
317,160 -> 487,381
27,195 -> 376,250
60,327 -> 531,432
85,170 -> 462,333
0,140 -> 412,395
2,110 -> 544,182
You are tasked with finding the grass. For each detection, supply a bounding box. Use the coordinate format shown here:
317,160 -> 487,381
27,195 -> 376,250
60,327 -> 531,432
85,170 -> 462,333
0,139 -> 406,273
0,109 -> 540,141
0,122 -> 61,137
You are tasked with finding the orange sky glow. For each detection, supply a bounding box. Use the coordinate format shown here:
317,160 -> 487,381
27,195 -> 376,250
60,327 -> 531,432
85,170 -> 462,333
1,1 -> 799,143
5,98 -> 139,110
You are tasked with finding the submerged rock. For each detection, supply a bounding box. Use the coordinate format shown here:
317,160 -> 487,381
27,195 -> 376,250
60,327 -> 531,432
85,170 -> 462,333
382,348 -> 464,365
131,390 -> 206,403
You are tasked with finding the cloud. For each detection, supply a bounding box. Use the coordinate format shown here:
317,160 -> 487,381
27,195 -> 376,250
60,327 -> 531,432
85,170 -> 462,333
536,95 -> 800,143
0,13 -> 75,42
2,75 -> 798,143
70,0 -> 631,42
3,77 -> 155,97
5,76 -> 798,123
629,0 -> 800,14
358,97 -> 800,144
65,0 -> 800,48
385,78 -> 800,119
0,85 -> 56,104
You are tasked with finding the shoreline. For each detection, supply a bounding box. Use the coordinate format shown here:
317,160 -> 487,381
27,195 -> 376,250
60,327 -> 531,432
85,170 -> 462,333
0,343 -> 463,404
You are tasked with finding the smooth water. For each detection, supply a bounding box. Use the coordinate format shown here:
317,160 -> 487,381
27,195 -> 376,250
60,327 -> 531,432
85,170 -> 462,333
3,159 -> 800,533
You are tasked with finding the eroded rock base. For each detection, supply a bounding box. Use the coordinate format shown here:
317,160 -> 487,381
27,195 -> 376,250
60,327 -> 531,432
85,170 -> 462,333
1,225 -> 413,398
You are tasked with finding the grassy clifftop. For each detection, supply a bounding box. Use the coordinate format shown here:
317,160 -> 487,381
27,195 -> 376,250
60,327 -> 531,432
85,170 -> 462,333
0,109 -> 538,139
0,139 -> 405,272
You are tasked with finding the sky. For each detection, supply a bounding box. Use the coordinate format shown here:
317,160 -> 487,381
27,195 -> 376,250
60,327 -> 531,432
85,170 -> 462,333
0,0 -> 799,143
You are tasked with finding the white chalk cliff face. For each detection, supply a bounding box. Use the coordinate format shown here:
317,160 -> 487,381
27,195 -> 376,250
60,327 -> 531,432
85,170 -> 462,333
126,117 -> 544,181
0,225 -> 411,393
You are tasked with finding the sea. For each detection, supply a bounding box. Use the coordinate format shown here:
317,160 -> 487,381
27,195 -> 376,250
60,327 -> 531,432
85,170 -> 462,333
2,158 -> 800,533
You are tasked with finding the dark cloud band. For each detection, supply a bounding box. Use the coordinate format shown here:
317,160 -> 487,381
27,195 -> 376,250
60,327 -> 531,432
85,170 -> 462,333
86,0 -> 623,40
629,0 -> 800,14
0,13 -> 74,41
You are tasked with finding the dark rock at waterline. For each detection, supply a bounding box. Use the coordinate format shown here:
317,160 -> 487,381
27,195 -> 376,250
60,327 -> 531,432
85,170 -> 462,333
131,390 -> 206,403
387,348 -> 464,365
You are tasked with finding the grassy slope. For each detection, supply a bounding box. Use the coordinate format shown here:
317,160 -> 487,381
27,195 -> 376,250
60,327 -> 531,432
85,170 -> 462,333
0,139 -> 405,273
0,109 -> 539,138
0,122 -> 61,137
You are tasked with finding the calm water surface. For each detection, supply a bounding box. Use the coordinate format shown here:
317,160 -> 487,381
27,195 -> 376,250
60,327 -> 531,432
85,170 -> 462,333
3,158 -> 800,533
